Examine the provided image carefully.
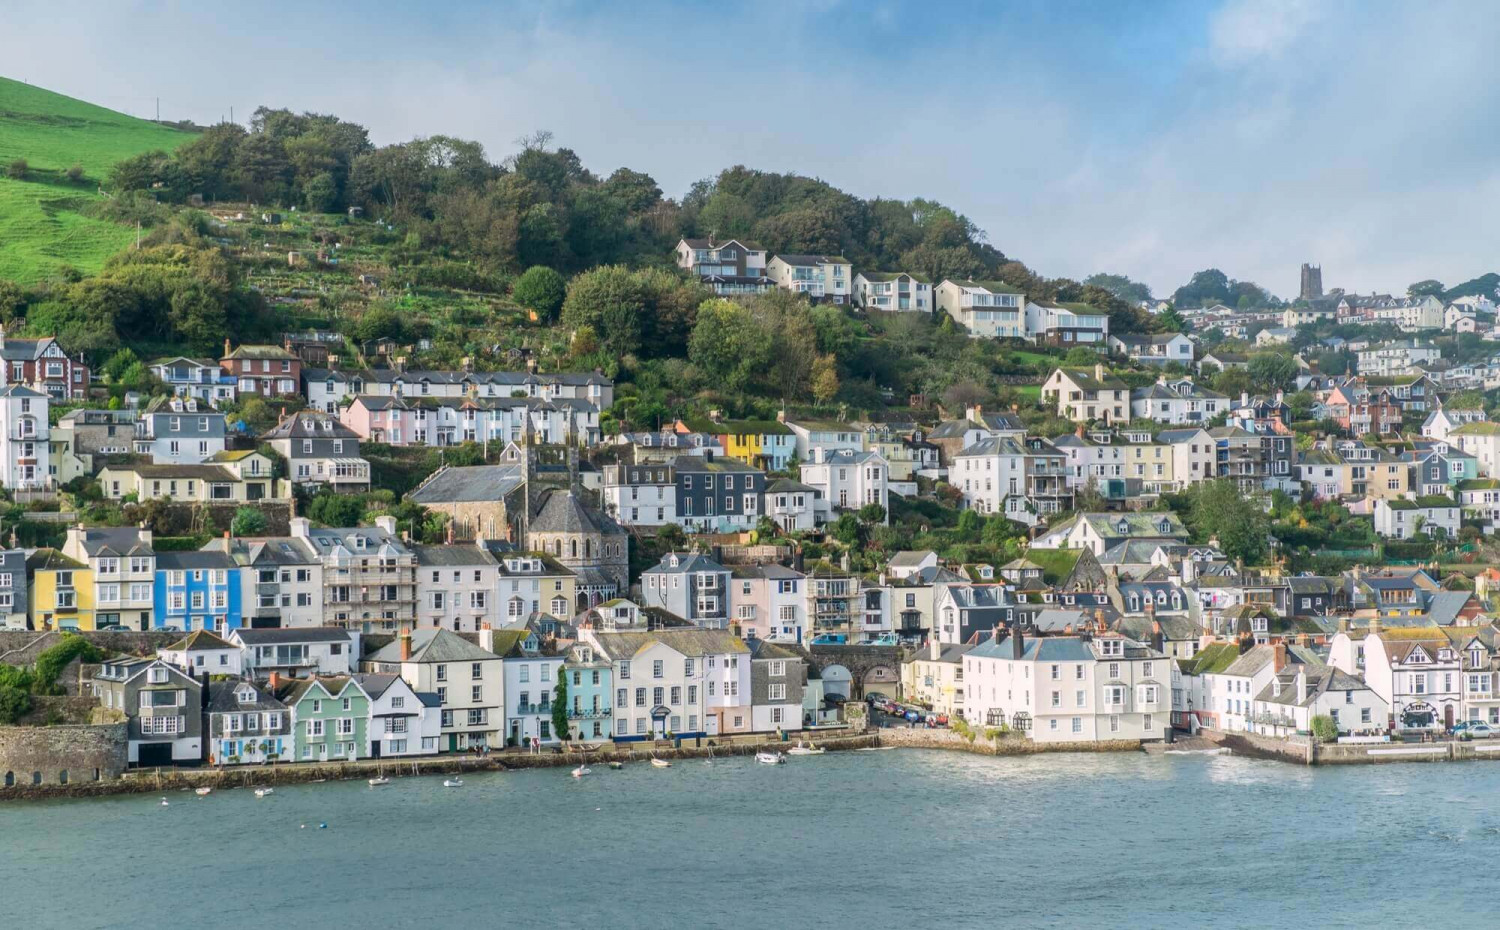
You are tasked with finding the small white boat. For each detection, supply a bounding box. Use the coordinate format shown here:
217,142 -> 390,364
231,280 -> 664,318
254,787 -> 274,798
443,778 -> 464,788
367,776 -> 391,787
786,742 -> 826,756
755,751 -> 786,765
607,761 -> 624,770
160,797 -> 170,806
650,758 -> 672,769
571,765 -> 591,778
194,787 -> 212,796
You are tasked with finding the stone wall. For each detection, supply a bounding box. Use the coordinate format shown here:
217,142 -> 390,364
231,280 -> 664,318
0,630 -> 181,663
878,726 -> 1142,755
157,501 -> 293,537
1202,728 -> 1313,765
0,723 -> 128,792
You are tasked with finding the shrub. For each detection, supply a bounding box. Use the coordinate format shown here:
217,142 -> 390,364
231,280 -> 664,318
65,163 -> 84,183
1310,714 -> 1339,742
5,158 -> 27,179
513,266 -> 567,321
231,507 -> 269,536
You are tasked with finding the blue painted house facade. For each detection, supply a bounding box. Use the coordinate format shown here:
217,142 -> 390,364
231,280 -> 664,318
564,641 -> 614,742
153,550 -> 243,633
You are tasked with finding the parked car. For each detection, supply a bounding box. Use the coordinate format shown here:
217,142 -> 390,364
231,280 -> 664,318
866,691 -> 891,705
1459,722 -> 1498,740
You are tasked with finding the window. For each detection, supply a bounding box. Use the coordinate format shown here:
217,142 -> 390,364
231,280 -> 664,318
653,660 -> 664,679
769,684 -> 786,701
472,685 -> 483,702
619,661 -> 631,680
436,664 -> 447,682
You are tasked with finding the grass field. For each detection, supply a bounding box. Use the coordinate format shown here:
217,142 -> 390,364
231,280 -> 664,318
0,76 -> 196,283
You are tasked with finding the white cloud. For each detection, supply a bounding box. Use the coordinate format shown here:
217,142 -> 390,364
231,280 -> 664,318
1209,0 -> 1328,65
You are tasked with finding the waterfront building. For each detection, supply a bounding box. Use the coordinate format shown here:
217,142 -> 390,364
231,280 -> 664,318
748,639 -> 806,731
205,678 -> 291,766
231,627 -> 354,680
158,629 -> 242,677
363,628 -> 505,752
151,550 -> 241,633
585,629 -> 752,739
62,525 -> 156,632
498,625 -> 567,747
564,641 -> 614,743
640,550 -> 732,628
91,657 -> 203,765
26,548 -> 93,631
274,675 -> 372,762
353,672 -> 440,757
902,639 -> 972,716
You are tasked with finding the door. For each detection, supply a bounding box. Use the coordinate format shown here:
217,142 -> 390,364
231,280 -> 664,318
371,740 -> 382,760
706,715 -> 719,736
318,742 -> 329,762
1445,704 -> 1455,729
137,742 -> 173,767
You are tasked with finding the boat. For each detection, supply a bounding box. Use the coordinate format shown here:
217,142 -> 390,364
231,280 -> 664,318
194,787 -> 212,796
254,787 -> 273,798
571,765 -> 592,778
755,751 -> 785,765
786,742 -> 825,756
367,776 -> 391,787
607,761 -> 624,770
854,746 -> 893,752
650,758 -> 672,769
443,778 -> 464,788
159,798 -> 170,807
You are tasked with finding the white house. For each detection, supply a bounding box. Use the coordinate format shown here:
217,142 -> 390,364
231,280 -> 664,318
1450,422 -> 1500,477
0,385 -> 49,491
765,254 -> 852,304
585,629 -> 753,739
231,627 -> 354,679
934,280 -> 1026,338
800,449 -> 889,523
1373,497 -> 1460,540
674,238 -> 772,296
1024,300 -> 1109,346
1329,624 -> 1464,732
1109,332 -> 1194,365
1250,664 -> 1386,738
961,630 -> 1170,743
951,437 -> 1034,525
1130,377 -> 1228,425
354,671 -> 440,757
1041,366 -> 1130,424
157,629 -> 243,677
499,629 -> 567,747
764,478 -> 817,533
362,628 -> 506,752
1030,511 -> 1189,556
853,272 -> 932,312
1423,406 -> 1487,443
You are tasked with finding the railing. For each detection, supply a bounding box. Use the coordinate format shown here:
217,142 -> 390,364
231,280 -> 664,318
568,707 -> 613,719
514,703 -> 554,715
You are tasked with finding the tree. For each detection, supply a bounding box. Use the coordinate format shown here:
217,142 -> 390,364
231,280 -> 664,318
512,266 -> 567,321
65,163 -> 84,183
1172,269 -> 1230,308
831,512 -> 861,545
1156,307 -> 1188,333
1083,273 -> 1152,304
857,503 -> 886,525
1248,352 -> 1298,392
811,353 -> 840,403
688,299 -> 773,394
656,523 -> 686,550
1408,279 -> 1445,298
1187,479 -> 1269,564
551,663 -> 571,743
561,265 -> 645,356
231,507 -> 268,536
307,492 -> 365,527
5,158 -> 26,180
1063,346 -> 1098,366
1075,478 -> 1107,512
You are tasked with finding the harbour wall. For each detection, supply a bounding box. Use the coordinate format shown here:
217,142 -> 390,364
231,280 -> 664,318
0,723 -> 128,790
876,726 -> 1143,755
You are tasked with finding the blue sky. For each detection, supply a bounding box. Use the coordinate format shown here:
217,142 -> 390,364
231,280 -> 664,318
4,0 -> 1497,300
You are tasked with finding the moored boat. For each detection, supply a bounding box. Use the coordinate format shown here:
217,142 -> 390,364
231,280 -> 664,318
755,751 -> 786,765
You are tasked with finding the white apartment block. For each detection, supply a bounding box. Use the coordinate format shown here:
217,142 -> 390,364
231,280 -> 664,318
935,280 -> 1025,338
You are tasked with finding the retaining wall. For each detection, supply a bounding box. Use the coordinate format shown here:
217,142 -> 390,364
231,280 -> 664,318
0,723 -> 127,791
877,726 -> 1142,755
0,630 -> 182,663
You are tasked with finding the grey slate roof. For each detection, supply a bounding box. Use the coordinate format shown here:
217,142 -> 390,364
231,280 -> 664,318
411,544 -> 499,568
529,489 -> 625,537
206,679 -> 287,714
365,628 -> 499,664
408,464 -> 525,504
233,627 -> 351,645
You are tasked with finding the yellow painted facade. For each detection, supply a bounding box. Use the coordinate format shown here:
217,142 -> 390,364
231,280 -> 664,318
27,551 -> 95,631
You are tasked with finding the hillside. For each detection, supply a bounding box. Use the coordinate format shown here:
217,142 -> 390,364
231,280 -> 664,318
0,76 -> 196,283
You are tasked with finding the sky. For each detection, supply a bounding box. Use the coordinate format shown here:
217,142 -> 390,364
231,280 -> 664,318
4,0 -> 1497,300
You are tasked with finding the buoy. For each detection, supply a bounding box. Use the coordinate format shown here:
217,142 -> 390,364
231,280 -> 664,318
318,822 -> 328,830
594,807 -> 601,812
300,824 -> 306,829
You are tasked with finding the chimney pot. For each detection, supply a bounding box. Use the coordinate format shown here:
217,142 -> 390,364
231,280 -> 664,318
268,671 -> 280,691
399,629 -> 412,662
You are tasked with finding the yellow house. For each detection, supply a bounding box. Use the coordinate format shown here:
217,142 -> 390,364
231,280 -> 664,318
98,452 -> 290,503
495,551 -> 579,617
1119,433 -> 1176,492
26,548 -> 95,631
900,640 -> 968,715
679,418 -> 797,471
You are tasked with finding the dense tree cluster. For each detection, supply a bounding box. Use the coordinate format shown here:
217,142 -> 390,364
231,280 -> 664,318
1171,268 -> 1280,310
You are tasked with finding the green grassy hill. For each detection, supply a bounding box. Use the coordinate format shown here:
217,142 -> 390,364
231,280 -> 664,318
0,76 -> 196,283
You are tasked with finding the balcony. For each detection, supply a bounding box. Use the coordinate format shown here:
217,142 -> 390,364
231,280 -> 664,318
568,706 -> 613,719
514,702 -> 554,715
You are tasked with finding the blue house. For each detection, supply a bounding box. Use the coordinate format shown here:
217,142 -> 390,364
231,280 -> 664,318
564,641 -> 613,742
153,550 -> 243,633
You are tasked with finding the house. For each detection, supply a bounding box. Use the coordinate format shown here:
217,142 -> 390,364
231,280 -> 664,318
1204,643 -> 1303,733
673,238 -> 773,296
489,549 -> 579,623
1030,512 -> 1189,557
932,583 -> 1017,645
1130,377 -> 1228,425
1207,426 -> 1294,492
584,628 -> 753,739
1356,339 -> 1440,377
0,385 -> 49,491
901,638 -> 971,717
261,410 -> 370,491
148,357 -> 237,406
748,639 -> 807,731
525,488 -> 629,599
854,272 -> 933,313
0,547 -> 28,630
220,341 -> 300,397
640,551 -> 732,628
158,629 -> 242,677
935,280 -> 1026,338
495,624 -> 567,747
292,516 -> 418,632
1197,351 -> 1247,375
1450,422 -> 1500,477
0,328 -> 89,399
1251,664 -> 1386,738
303,367 -> 612,416
201,535 -> 323,629
764,478 -> 818,533
727,563 -> 806,644
152,550 -> 241,633
1295,441 -> 1409,501
765,253 -> 852,304
26,548 -> 92,631
1329,623 -> 1470,732
62,525 -> 156,632
363,628 -> 505,752
274,675 -> 371,762
951,436 -> 1044,525
91,657 -> 203,765
800,449 -> 889,523
98,458 -> 289,504
781,417 -> 865,464
341,394 -> 601,448
961,629 -> 1169,742
1423,406 -> 1487,443
678,417 -> 797,471
887,550 -> 940,581
672,452 -> 765,534
1374,496 -> 1460,540
1255,327 -> 1296,347
205,678 -> 291,765
413,544 -> 499,633
563,641 -> 614,743
1109,332 -> 1194,365
353,672 -> 440,757
1024,300 -> 1110,347
1042,366 -> 1130,424
406,464 -> 526,542
231,627 -> 354,679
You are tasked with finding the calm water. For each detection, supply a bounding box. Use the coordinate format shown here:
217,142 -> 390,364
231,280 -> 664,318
2,749 -> 1495,928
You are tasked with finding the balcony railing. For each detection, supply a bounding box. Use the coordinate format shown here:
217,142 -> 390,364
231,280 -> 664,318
514,702 -> 554,715
568,706 -> 613,719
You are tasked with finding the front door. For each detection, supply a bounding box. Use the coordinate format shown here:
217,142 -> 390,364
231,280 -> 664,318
1445,704 -> 1455,729
371,740 -> 382,760
318,742 -> 328,762
706,715 -> 719,736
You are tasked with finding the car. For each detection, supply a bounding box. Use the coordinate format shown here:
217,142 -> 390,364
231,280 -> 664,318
903,709 -> 922,723
1460,722 -> 1498,739
866,691 -> 891,705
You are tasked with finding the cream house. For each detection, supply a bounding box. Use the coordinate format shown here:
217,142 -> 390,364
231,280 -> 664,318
765,254 -> 853,304
361,628 -> 505,752
935,280 -> 1026,338
902,639 -> 970,716
1042,365 -> 1130,424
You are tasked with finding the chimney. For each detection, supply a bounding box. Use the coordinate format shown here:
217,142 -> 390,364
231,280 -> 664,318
289,516 -> 310,539
1241,392 -> 1249,407
399,629 -> 412,662
224,338 -> 232,358
1296,632 -> 1310,647
1094,363 -> 1106,381
928,637 -> 940,661
375,515 -> 397,535
478,624 -> 494,653
1368,618 -> 1381,634
1010,625 -> 1024,659
1272,642 -> 1287,673
1295,668 -> 1309,705
1151,619 -> 1164,652
1337,618 -> 1349,633
268,671 -> 281,692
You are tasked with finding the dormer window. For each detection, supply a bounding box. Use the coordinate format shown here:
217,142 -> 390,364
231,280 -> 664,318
236,687 -> 255,704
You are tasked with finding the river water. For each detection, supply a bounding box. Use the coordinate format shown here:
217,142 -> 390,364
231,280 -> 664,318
2,748 -> 1493,928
